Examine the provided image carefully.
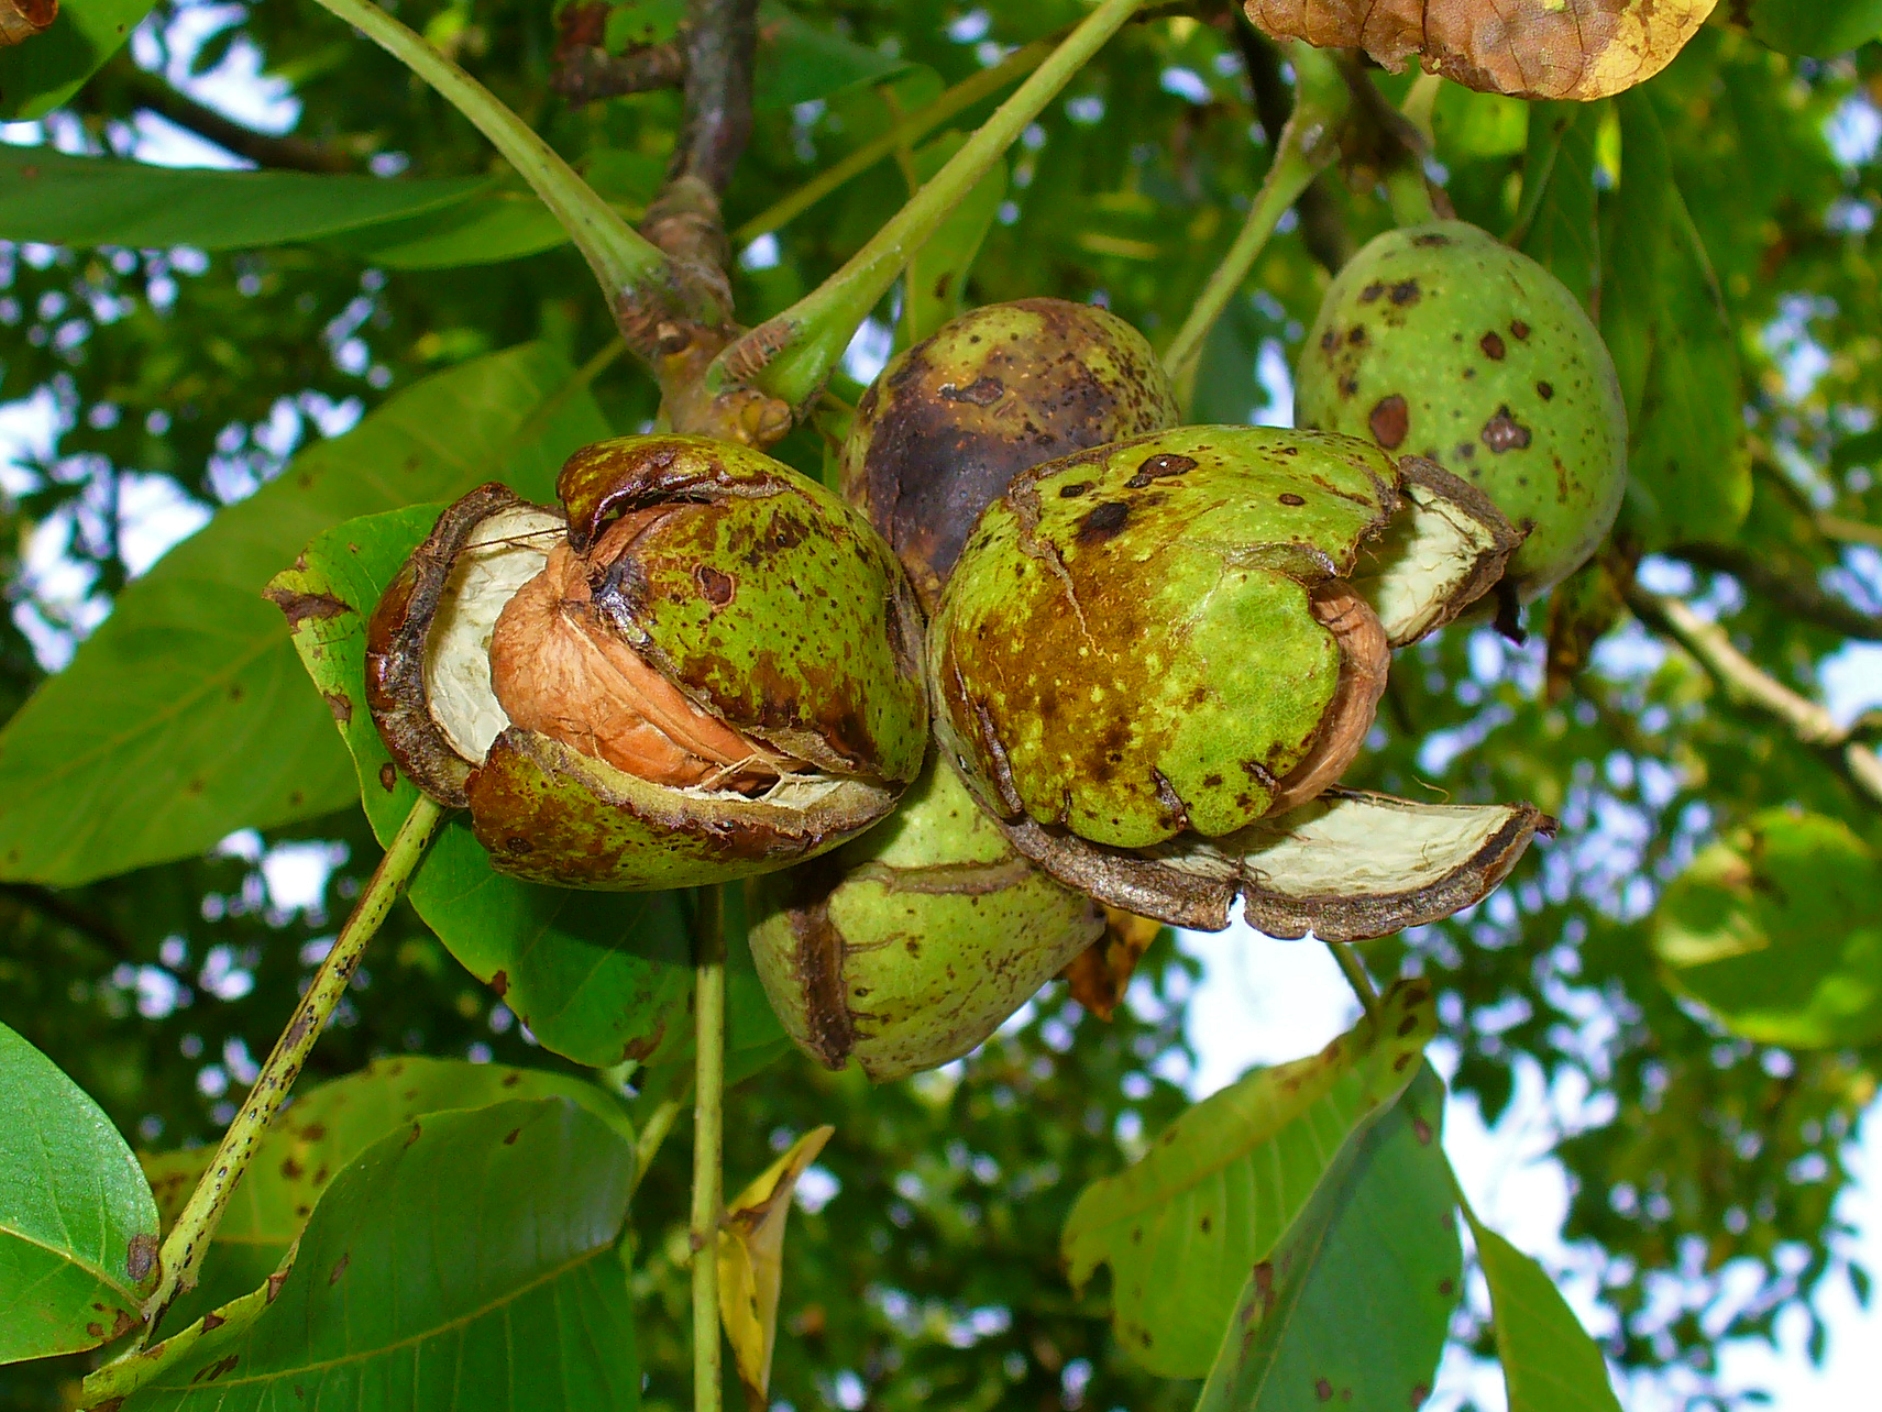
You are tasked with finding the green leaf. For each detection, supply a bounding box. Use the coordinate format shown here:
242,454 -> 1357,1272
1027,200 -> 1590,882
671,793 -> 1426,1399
1464,1207 -> 1623,1412
752,2 -> 909,113
0,0 -> 155,121
268,507 -> 785,1071
897,132 -> 1006,348
320,191 -> 573,270
1514,101 -> 1602,311
0,342 -> 609,887
1652,809 -> 1882,1047
1063,981 -> 1436,1378
139,1056 -> 636,1333
1738,0 -> 1882,55
0,1022 -> 159,1362
0,145 -> 490,252
122,1099 -> 639,1409
1432,83 -> 1530,161
1605,94 -> 1749,549
1193,1067 -> 1460,1412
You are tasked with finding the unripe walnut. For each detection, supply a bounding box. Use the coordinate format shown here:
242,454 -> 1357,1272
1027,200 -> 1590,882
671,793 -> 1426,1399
842,297 -> 1180,610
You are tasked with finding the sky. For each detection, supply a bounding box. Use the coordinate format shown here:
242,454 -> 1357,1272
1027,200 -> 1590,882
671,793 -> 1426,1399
3,4 -> 1880,1408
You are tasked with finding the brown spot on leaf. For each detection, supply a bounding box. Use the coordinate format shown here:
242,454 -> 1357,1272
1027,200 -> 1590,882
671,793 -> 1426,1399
490,969 -> 508,997
1479,331 -> 1506,360
503,1127 -> 521,1145
1413,1115 -> 1434,1145
378,762 -> 398,792
1537,380 -> 1555,399
322,691 -> 353,726
1511,319 -> 1531,340
1369,395 -> 1410,449
126,1232 -> 158,1282
1280,492 -> 1306,506
203,1312 -> 226,1332
329,1252 -> 350,1285
1316,1379 -> 1335,1403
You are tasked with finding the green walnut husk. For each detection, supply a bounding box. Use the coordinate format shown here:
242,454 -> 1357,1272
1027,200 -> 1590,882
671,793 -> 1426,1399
366,435 -> 928,890
843,297 -> 1180,610
929,424 -> 1549,932
748,756 -> 1104,1080
1294,219 -> 1627,600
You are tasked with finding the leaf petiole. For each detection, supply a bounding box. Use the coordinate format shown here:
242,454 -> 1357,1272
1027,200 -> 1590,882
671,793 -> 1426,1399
692,884 -> 728,1412
134,794 -> 445,1340
711,0 -> 1151,411
1162,43 -> 1349,403
304,0 -> 673,316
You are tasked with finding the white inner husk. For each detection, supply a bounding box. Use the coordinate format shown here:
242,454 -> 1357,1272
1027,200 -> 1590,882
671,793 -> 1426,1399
425,507 -> 842,806
424,506 -> 563,763
1353,482 -> 1501,645
1141,792 -> 1517,894
1229,794 -> 1512,895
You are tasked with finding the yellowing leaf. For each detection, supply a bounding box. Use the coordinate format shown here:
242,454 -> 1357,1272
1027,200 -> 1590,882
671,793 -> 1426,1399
717,1124 -> 835,1408
1243,0 -> 1717,101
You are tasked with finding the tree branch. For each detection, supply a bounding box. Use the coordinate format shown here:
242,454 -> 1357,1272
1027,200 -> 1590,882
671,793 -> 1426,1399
1627,585 -> 1882,808
1234,18 -> 1351,273
675,0 -> 758,192
0,880 -> 138,961
111,61 -> 357,173
1669,542 -> 1882,642
553,42 -> 686,108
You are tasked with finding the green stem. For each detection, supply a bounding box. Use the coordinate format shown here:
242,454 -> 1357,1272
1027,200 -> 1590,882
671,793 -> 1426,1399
137,796 -> 445,1338
1162,44 -> 1349,403
1326,941 -> 1383,1032
306,0 -> 670,310
633,1094 -> 686,1196
715,0 -> 1148,408
691,884 -> 727,1412
732,37 -> 1055,245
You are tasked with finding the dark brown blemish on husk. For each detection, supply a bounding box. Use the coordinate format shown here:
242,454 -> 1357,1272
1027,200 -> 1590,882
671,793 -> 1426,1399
1279,492 -> 1306,506
1124,452 -> 1196,488
1510,319 -> 1531,340
1369,395 -> 1410,449
1076,501 -> 1130,544
1479,331 -> 1506,360
1481,405 -> 1532,453
1059,481 -> 1093,498
696,564 -> 734,606
1389,279 -> 1421,306
782,854 -> 855,1069
1537,380 -> 1555,400
126,1233 -> 158,1282
939,376 -> 1004,407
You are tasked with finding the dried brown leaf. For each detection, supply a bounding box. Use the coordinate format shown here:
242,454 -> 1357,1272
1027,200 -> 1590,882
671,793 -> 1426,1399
1243,0 -> 1717,101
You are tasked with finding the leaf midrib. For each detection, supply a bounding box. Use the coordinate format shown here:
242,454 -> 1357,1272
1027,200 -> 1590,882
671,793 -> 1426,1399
168,1241 -> 610,1388
0,1220 -> 140,1306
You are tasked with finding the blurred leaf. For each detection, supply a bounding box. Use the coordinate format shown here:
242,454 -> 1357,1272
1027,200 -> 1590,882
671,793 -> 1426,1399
0,1021 -> 158,1362
1063,981 -> 1436,1378
321,191 -> 571,269
0,0 -> 154,120
1514,101 -> 1601,310
719,1124 -> 834,1408
1604,92 -> 1749,549
897,131 -> 1005,347
753,2 -> 908,113
0,145 -> 489,251
1652,810 -> 1882,1048
270,507 -> 785,1072
0,343 -> 607,886
139,1056 -> 635,1332
1244,0 -> 1711,100
1464,1204 -> 1623,1412
1736,0 -> 1882,54
1193,1067 -> 1459,1412
122,1098 -> 640,1409
1432,82 -> 1529,160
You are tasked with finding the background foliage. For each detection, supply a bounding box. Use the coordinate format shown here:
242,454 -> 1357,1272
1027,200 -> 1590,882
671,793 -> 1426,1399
0,1 -> 1879,1409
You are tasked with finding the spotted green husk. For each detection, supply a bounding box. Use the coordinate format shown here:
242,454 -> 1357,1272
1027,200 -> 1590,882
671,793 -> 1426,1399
1294,220 -> 1627,599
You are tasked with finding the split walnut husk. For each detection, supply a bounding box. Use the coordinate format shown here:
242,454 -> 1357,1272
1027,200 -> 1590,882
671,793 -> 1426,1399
928,424 -> 1551,931
366,434 -> 929,890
